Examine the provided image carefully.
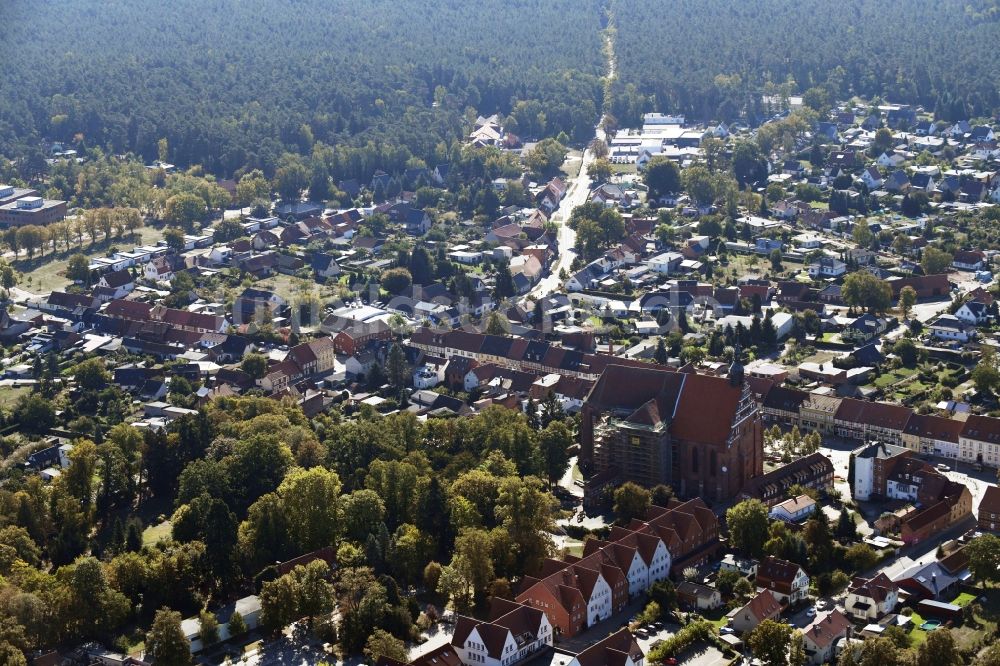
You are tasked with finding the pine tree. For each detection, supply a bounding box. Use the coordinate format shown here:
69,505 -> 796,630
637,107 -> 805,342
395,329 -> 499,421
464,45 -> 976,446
654,338 -> 668,365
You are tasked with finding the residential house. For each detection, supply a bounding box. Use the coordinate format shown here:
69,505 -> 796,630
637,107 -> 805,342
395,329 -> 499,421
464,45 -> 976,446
566,629 -> 644,666
961,414 -> 1000,467
376,645 -> 463,666
761,386 -> 809,427
955,299 -> 990,326
451,599 -> 554,666
676,582 -> 722,611
842,313 -> 887,343
332,319 -> 392,356
835,400 -> 912,445
953,250 -> 986,271
235,288 -> 286,324
846,574 -> 899,622
515,500 -> 716,637
731,591 -> 782,635
755,556 -> 809,606
849,441 -> 911,501
807,257 -> 847,280
861,167 -> 884,190
884,171 -> 910,193
929,314 -> 973,342
910,173 -> 936,193
769,495 -> 817,523
901,412 -> 964,459
800,610 -> 852,665
97,269 -> 135,298
978,486 -> 1000,532
144,254 -> 184,282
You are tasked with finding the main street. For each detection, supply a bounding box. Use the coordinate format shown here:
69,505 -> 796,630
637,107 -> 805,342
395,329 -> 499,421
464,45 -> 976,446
525,36 -> 614,302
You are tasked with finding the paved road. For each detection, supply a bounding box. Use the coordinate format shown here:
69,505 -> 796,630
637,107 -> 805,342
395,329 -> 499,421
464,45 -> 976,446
526,36 -> 615,302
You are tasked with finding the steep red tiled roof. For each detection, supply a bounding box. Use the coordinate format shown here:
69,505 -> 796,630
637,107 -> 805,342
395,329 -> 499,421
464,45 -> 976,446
802,610 -> 851,649
671,373 -> 745,446
105,299 -> 152,320
574,629 -> 643,666
981,486 -> 1000,517
742,590 -> 782,623
961,414 -> 1000,445
848,573 -> 897,603
903,413 -> 964,442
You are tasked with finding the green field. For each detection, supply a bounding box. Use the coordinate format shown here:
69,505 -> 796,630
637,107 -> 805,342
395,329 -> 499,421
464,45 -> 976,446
142,521 -> 172,547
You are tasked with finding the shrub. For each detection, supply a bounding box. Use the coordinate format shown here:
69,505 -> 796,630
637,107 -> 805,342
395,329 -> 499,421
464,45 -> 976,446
649,620 -> 714,660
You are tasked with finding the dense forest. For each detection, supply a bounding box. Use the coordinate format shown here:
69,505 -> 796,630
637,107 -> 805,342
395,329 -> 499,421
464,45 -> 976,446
609,0 -> 1000,127
0,0 -> 604,178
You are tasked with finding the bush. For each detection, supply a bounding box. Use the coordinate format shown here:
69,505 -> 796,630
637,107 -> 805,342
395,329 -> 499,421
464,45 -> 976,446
648,620 -> 714,660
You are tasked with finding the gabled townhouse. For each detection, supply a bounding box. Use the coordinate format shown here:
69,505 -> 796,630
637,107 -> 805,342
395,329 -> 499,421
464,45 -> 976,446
901,412 -> 964,459
286,337 -> 337,377
959,413 -> 1000,468
846,573 -> 899,622
452,599 -> 553,666
755,556 -> 809,606
515,500 -> 715,637
978,486 -> 1000,532
730,590 -> 782,635
834,398 -> 912,445
800,610 -> 852,665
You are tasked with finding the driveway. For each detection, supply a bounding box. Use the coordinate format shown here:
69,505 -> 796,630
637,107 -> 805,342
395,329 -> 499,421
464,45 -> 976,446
681,644 -> 729,666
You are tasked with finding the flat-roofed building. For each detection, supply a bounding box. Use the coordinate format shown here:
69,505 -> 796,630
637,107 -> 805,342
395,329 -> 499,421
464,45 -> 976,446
0,194 -> 67,227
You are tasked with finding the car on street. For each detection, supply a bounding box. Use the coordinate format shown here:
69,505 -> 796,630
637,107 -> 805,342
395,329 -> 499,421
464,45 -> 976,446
936,463 -> 951,471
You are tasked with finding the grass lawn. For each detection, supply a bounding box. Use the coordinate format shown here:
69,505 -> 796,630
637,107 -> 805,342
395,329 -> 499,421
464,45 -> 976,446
951,592 -> 977,607
873,367 -> 916,388
142,520 -> 172,547
15,225 -> 167,294
700,606 -> 730,633
908,610 -> 929,647
560,150 -> 583,180
0,386 -> 30,409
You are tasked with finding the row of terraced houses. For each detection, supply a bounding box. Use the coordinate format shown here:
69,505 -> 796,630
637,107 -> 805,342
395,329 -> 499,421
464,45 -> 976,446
762,387 -> 1000,468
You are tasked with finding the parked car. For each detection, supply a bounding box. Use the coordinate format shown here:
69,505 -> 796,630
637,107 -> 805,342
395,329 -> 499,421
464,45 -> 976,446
936,463 -> 951,471
721,627 -> 736,635
806,607 -> 817,618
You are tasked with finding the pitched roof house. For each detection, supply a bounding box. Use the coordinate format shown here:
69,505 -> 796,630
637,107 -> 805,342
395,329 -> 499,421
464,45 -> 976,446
846,573 -> 899,621
755,556 -> 809,605
731,590 -> 782,635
